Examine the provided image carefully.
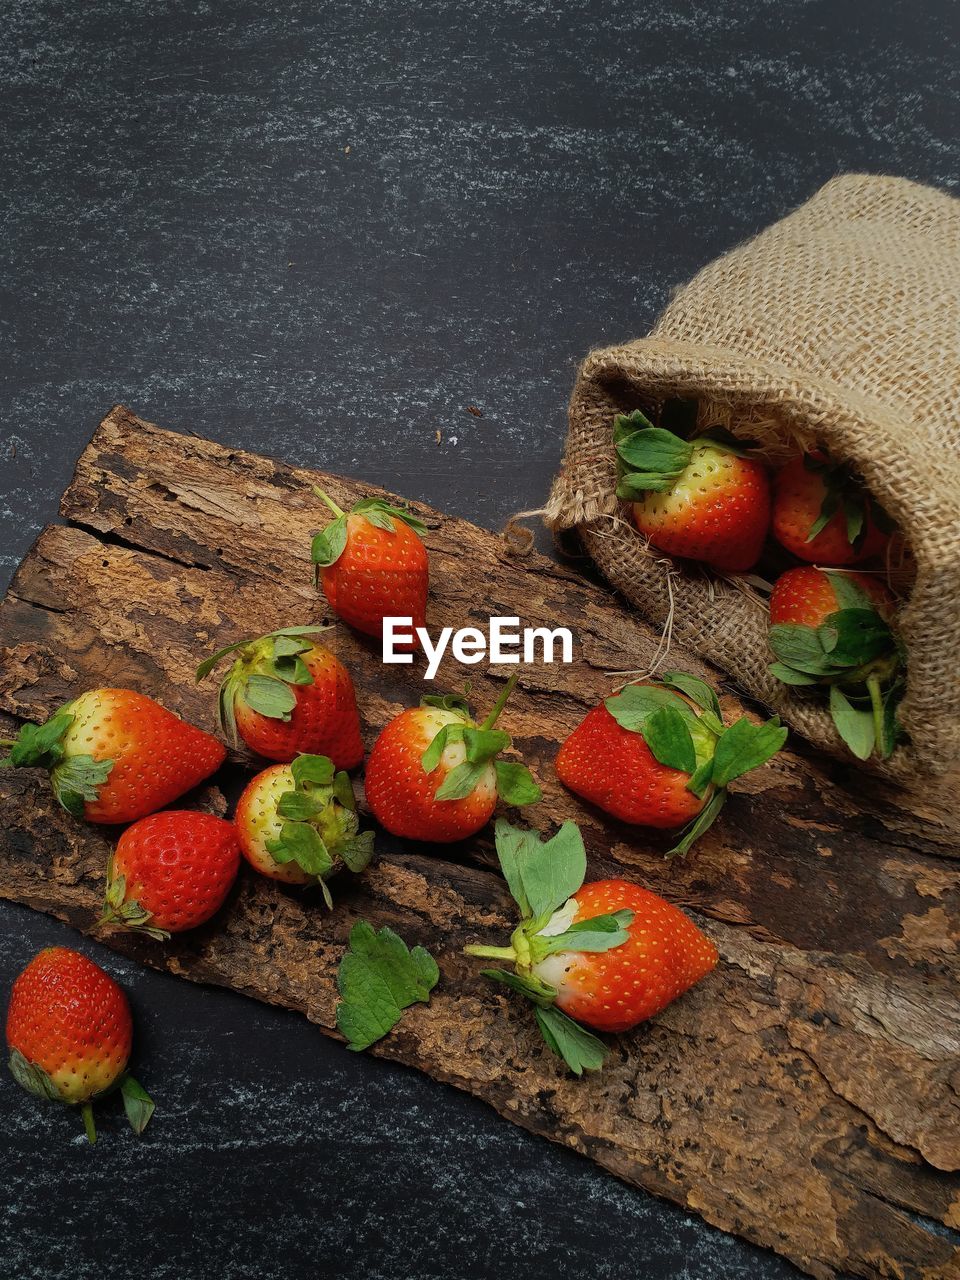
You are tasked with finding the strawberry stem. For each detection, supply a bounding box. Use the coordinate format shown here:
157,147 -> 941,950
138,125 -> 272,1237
312,487 -> 345,520
0,737 -> 16,749
480,673 -> 519,731
80,1101 -> 97,1145
866,674 -> 885,757
463,944 -> 517,962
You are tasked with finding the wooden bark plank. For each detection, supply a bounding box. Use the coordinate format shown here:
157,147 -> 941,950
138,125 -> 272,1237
0,406 -> 957,1280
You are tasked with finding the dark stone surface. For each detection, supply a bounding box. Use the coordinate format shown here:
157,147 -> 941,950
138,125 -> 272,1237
1,2 -> 957,1277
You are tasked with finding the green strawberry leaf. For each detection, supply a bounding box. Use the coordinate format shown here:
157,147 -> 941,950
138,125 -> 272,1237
615,426 -> 693,476
533,910 -> 634,957
605,684 -> 698,733
434,760 -> 488,802
120,1075 -> 155,1136
613,409 -> 655,443
291,754 -> 336,786
768,662 -> 821,686
660,672 -> 722,722
50,754 -> 114,817
420,692 -> 471,717
479,966 -> 557,1007
686,757 -> 715,798
336,921 -> 439,1051
767,623 -> 834,675
333,770 -> 357,810
494,760 -> 542,806
640,705 -> 697,774
6,711 -> 75,769
843,494 -> 865,548
462,727 -> 511,764
276,790 -> 322,821
616,473 -> 677,499
829,686 -> 876,760
825,572 -> 876,613
493,820 -> 586,923
880,682 -> 905,759
668,788 -> 728,857
807,481 -> 841,541
340,830 -> 375,873
270,654 -> 313,685
310,514 -> 349,568
817,609 -> 895,668
534,1005 -> 607,1076
353,498 -> 429,538
8,1049 -> 63,1101
711,717 -> 787,788
242,674 -> 298,720
265,821 -> 333,875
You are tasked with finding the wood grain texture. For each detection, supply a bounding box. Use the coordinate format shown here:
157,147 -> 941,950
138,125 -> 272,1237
0,407 -> 958,1279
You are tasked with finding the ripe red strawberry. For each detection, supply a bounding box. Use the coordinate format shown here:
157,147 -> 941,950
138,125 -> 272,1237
767,567 -> 904,761
234,754 -> 374,905
197,626 -> 363,768
364,676 -> 541,843
0,689 -> 225,823
555,672 -> 786,855
99,810 -> 241,938
771,452 -> 892,565
311,491 -> 429,647
464,821 -> 717,1073
6,947 -> 154,1143
614,411 -> 770,573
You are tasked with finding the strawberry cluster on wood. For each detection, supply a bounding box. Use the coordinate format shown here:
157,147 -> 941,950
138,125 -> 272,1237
613,407 -> 903,763
0,409 -> 955,1280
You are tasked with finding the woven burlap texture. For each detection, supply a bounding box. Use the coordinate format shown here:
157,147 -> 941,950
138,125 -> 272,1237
546,174 -> 960,777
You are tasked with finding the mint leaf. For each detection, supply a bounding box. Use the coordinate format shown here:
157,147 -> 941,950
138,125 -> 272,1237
534,1006 -> 607,1076
711,717 -> 787,788
336,922 -> 439,1051
120,1076 -> 155,1136
829,686 -> 876,760
640,705 -> 697,773
494,760 -> 542,806
242,675 -> 297,720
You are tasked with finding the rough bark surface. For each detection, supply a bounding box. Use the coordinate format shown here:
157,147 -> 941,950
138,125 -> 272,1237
0,407 -> 957,1279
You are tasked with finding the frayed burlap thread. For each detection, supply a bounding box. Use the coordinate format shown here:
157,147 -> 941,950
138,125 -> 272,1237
546,175 -> 960,778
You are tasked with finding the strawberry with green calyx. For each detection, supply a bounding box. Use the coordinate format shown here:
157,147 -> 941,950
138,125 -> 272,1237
768,567 -> 904,761
336,921 -> 439,1050
364,673 -> 542,843
6,947 -> 154,1144
0,689 -> 226,823
99,810 -> 241,940
772,452 -> 894,565
234,753 -> 373,905
196,625 -> 363,769
613,410 -> 770,573
311,490 -> 429,647
555,672 -> 787,856
464,821 -> 718,1075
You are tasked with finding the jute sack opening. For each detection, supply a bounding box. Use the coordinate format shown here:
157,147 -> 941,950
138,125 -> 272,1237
545,175 -> 960,779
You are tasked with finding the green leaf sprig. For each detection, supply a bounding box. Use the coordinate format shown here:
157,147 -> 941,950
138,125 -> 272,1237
0,707 -> 114,818
801,453 -> 895,551
264,753 -> 374,906
463,820 -> 635,1076
196,625 -> 332,746
336,921 -> 439,1051
310,490 -> 429,571
8,1048 -> 155,1145
419,674 -> 542,808
602,672 -> 787,856
768,572 -> 904,760
613,408 -> 755,502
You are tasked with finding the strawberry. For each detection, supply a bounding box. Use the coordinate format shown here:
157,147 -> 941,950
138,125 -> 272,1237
234,753 -> 374,905
771,452 -> 893,565
555,672 -> 786,855
99,810 -> 241,939
768,566 -> 904,761
363,674 -> 541,843
6,947 -> 154,1143
311,491 -> 428,647
0,689 -> 225,823
464,821 -> 717,1073
197,625 -> 363,768
613,410 -> 770,573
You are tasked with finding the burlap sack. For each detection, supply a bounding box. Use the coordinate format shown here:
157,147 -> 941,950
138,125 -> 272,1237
545,175 -> 960,778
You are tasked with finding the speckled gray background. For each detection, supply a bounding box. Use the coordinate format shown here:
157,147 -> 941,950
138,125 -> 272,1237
1,2 -> 957,1277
